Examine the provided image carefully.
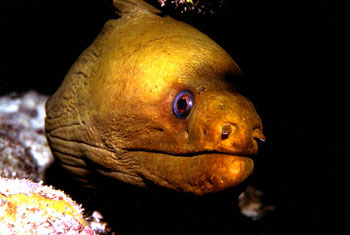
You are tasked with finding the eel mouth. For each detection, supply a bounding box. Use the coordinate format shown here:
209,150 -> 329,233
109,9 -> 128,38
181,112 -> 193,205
133,151 -> 254,195
45,132 -> 254,195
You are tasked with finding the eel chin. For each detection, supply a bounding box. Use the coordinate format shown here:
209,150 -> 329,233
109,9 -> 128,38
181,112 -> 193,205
134,152 -> 254,195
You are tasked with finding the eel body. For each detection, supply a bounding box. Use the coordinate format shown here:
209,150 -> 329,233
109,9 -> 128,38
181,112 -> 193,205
45,0 -> 265,195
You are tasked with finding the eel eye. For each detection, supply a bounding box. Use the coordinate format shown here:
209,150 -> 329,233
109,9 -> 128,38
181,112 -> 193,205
173,90 -> 194,119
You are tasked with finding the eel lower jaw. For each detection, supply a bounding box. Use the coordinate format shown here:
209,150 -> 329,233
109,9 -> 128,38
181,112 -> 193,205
133,151 -> 254,196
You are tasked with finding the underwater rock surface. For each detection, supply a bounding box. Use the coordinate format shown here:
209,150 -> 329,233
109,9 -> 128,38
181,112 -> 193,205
0,91 -> 52,182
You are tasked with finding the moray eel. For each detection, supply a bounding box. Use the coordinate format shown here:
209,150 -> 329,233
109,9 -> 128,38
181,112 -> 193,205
45,0 -> 265,195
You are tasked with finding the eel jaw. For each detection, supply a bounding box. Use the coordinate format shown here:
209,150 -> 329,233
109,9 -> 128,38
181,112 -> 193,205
133,152 -> 254,196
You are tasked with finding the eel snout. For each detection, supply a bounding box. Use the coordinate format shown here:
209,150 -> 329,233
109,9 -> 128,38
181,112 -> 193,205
185,90 -> 265,157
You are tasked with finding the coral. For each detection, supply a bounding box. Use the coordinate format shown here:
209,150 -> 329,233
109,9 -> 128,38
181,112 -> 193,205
0,177 -> 95,235
157,0 -> 226,15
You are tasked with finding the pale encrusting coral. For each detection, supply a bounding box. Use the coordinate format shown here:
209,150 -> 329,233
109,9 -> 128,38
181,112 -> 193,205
0,177 -> 95,235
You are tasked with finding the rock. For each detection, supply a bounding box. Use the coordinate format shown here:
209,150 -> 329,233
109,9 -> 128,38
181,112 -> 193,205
238,186 -> 275,221
0,91 -> 53,182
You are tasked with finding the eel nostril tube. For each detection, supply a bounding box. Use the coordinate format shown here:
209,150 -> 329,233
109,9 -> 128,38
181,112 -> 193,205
253,128 -> 266,143
221,124 -> 232,140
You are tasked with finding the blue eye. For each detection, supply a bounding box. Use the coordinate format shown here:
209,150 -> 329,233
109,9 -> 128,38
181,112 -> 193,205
173,90 -> 193,118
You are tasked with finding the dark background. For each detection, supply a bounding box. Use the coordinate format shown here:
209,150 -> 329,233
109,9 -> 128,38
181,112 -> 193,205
1,0 -> 349,234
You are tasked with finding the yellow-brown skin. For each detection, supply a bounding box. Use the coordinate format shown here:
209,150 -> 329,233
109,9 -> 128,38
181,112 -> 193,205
45,0 -> 265,195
